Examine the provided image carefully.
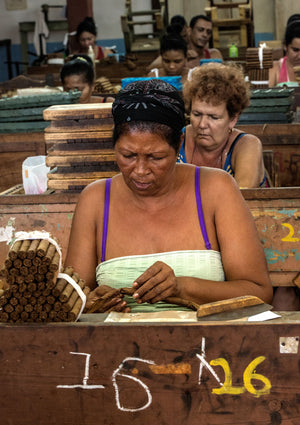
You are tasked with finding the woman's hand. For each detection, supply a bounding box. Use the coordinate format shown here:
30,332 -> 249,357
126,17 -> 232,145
84,285 -> 131,313
132,261 -> 179,304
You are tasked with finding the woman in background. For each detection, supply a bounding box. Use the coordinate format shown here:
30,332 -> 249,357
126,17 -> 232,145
179,62 -> 267,188
148,33 -> 189,82
75,17 -> 112,60
60,55 -> 113,103
269,18 -> 300,86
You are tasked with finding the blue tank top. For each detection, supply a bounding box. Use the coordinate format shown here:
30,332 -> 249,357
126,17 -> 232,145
178,130 -> 266,187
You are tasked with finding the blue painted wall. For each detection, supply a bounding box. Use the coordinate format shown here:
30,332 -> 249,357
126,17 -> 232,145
0,38 -> 125,84
254,32 -> 277,46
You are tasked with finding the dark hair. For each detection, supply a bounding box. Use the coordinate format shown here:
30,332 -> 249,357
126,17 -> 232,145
113,121 -> 182,152
287,14 -> 300,26
284,20 -> 300,46
160,33 -> 187,56
189,14 -> 211,29
170,14 -> 187,28
76,17 -> 97,38
60,54 -> 94,86
112,79 -> 185,151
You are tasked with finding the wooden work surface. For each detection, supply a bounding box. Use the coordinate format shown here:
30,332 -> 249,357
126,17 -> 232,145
0,312 -> 299,424
236,123 -> 300,186
0,187 -> 299,288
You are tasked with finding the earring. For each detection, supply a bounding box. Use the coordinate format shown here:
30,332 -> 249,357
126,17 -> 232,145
229,128 -> 233,133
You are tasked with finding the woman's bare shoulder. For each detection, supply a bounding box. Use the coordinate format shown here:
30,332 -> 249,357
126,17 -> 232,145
76,178 -> 108,210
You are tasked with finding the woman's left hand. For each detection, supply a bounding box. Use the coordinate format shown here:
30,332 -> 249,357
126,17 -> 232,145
132,261 -> 179,304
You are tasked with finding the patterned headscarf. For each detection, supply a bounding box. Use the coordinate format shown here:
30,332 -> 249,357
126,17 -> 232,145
112,79 -> 185,133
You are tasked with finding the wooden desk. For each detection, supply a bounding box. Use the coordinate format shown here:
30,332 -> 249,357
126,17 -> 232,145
0,132 -> 46,193
0,188 -> 299,289
237,123 -> 300,186
0,312 -> 299,424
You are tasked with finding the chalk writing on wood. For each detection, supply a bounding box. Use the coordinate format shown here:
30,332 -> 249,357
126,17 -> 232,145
57,337 -> 272,412
281,223 -> 300,242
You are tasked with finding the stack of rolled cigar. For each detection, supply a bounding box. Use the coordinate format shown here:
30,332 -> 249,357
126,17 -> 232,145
0,238 -> 89,323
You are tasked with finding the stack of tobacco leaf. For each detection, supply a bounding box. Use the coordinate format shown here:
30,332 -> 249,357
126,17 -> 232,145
0,238 -> 89,323
0,90 -> 81,133
238,88 -> 295,124
246,47 -> 273,89
43,103 -> 119,193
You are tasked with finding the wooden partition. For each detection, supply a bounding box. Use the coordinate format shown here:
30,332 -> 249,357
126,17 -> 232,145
0,187 -> 299,289
0,313 -> 299,424
237,123 -> 300,187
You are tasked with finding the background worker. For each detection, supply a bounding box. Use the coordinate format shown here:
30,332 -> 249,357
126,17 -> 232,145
187,14 -> 223,68
179,62 -> 267,189
269,18 -> 300,86
148,33 -> 189,82
60,55 -> 114,103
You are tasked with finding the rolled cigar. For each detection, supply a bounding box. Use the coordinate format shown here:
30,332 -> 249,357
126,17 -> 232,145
62,289 -> 79,312
18,240 -> 31,259
42,244 -> 57,265
27,239 -> 40,259
4,304 -> 14,313
4,258 -> 13,269
9,240 -> 22,260
27,282 -> 37,293
32,257 -> 42,266
68,287 -> 90,321
37,281 -> 46,291
20,311 -> 29,321
51,266 -> 74,297
10,311 -> 19,321
13,259 -> 22,269
49,252 -> 60,272
23,259 -> 32,267
46,295 -> 56,305
15,304 -> 23,314
30,311 -> 38,320
24,274 -> 34,284
24,304 -> 33,313
59,275 -> 83,303
0,311 -> 9,322
16,275 -> 24,284
9,296 -> 18,306
20,266 -> 29,276
37,240 -> 50,257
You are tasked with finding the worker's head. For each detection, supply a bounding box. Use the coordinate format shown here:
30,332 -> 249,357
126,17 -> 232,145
160,33 -> 187,76
60,55 -> 94,103
169,14 -> 189,43
284,20 -> 300,66
189,15 -> 212,49
76,17 -> 98,52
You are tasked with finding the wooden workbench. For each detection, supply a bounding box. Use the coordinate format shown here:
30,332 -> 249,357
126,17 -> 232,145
0,312 -> 299,424
0,187 -> 299,289
237,123 -> 300,186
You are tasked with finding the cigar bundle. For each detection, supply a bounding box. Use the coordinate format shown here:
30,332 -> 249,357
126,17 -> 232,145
0,237 -> 89,323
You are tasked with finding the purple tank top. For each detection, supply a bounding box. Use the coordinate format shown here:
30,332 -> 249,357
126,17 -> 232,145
101,167 -> 211,262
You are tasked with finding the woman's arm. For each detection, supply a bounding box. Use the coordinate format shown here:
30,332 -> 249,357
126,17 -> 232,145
64,182 -> 103,290
132,170 -> 273,305
231,134 -> 266,188
268,61 -> 280,87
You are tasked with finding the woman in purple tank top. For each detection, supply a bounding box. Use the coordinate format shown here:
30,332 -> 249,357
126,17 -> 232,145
65,79 -> 273,313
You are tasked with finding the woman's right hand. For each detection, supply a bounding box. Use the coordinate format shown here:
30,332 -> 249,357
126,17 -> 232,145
84,285 -> 131,313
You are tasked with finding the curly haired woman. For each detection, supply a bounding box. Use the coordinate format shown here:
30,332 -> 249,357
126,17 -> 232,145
178,62 -> 267,188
